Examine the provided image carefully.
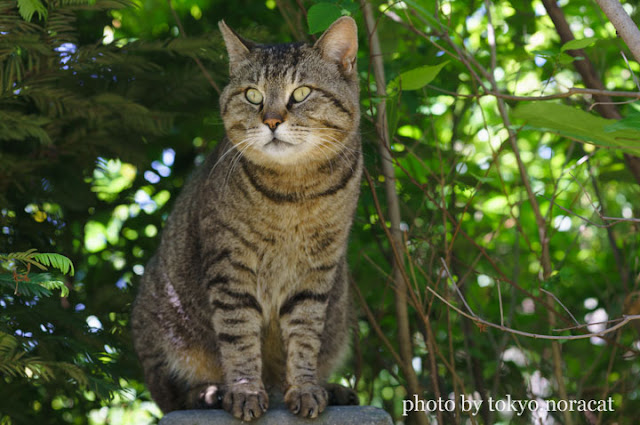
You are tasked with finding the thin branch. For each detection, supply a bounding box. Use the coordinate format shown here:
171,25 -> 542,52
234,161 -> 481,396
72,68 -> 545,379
497,279 -> 504,328
540,288 -> 580,327
427,85 -> 640,102
440,258 -> 476,316
360,4 -> 429,425
438,259 -> 640,341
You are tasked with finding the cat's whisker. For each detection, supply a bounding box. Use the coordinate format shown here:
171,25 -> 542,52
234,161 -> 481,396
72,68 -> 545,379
315,138 -> 358,173
291,126 -> 349,134
208,137 -> 257,179
223,138 -> 258,192
288,129 -> 360,157
313,142 -> 335,174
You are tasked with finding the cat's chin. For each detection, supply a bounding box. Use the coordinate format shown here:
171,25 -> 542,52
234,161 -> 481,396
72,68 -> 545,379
254,138 -> 311,165
264,138 -> 295,150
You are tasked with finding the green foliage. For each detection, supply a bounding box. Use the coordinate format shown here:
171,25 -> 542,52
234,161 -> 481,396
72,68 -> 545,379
0,331 -> 87,387
387,61 -> 449,94
512,102 -> 640,155
560,37 -> 598,52
0,0 -> 223,422
1,249 -> 74,275
307,2 -> 343,34
32,253 -> 75,276
605,110 -> 640,132
16,0 -> 47,22
2,0 -> 640,424
0,250 -> 74,297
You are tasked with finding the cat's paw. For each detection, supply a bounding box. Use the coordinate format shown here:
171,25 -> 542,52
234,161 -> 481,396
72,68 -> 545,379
284,383 -> 328,419
222,382 -> 268,421
325,383 -> 359,406
185,383 -> 224,409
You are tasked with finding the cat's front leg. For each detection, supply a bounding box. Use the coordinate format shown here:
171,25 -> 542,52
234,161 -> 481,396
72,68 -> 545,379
209,273 -> 268,421
279,271 -> 334,418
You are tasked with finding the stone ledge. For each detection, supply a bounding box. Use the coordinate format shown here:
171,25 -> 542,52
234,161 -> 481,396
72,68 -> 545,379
159,406 -> 393,425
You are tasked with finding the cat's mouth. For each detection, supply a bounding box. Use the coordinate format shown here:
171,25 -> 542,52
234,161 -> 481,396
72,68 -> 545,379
266,138 -> 293,147
263,138 -> 298,153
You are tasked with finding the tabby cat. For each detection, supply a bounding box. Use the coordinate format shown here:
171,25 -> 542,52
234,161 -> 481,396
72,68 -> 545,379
131,16 -> 362,421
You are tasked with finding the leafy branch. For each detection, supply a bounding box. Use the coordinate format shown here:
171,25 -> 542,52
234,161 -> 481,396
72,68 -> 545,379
0,249 -> 74,296
0,330 -> 88,387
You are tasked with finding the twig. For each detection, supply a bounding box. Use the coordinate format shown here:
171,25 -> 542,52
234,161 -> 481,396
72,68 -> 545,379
589,163 -> 630,291
426,85 -> 640,101
621,52 -> 640,91
437,260 -> 640,340
360,3 -> 429,425
540,288 -> 580,327
497,279 -> 504,327
602,216 -> 640,223
440,258 -> 476,317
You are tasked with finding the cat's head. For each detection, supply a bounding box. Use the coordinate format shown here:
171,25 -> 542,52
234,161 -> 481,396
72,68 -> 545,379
218,17 -> 359,168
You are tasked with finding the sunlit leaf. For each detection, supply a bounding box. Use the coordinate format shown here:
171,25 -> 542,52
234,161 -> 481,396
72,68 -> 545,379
557,53 -> 576,65
560,37 -> 597,52
604,111 -> 640,133
511,102 -> 640,155
307,3 -> 342,34
387,61 -> 449,94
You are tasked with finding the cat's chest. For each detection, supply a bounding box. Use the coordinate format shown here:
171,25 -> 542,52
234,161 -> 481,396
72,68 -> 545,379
254,218 -> 327,316
257,225 -> 311,284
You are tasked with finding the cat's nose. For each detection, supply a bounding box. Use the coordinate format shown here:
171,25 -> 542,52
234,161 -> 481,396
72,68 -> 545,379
263,112 -> 283,130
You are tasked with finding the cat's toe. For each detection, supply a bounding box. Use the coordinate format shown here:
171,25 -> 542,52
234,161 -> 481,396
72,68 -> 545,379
222,384 -> 268,421
285,383 -> 328,419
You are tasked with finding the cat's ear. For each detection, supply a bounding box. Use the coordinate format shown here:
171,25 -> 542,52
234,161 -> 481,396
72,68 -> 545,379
314,16 -> 358,75
219,20 -> 254,71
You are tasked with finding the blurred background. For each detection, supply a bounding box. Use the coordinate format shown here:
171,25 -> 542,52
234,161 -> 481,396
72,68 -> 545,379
1,0 -> 640,424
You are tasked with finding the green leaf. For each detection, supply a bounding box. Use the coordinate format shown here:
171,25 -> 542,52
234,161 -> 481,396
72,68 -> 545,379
17,0 -> 47,22
531,49 -> 558,58
557,53 -> 576,65
604,111 -> 640,133
511,102 -> 640,156
33,253 -> 75,276
387,61 -> 449,95
307,3 -> 343,34
560,37 -> 597,52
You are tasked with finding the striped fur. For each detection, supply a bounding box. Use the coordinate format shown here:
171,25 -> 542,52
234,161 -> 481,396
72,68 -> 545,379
131,17 -> 361,421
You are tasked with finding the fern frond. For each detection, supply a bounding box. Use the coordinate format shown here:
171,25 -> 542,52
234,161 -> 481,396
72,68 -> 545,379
0,273 -> 62,297
0,331 -> 18,355
46,9 -> 78,45
16,0 -> 47,22
0,250 -> 73,296
0,110 -> 52,144
58,0 -> 133,10
33,253 -> 75,276
0,248 -> 75,276
0,248 -> 39,265
0,332 -> 87,387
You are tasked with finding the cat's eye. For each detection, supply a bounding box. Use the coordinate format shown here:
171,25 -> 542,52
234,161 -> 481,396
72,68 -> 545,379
292,86 -> 311,103
245,88 -> 263,105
